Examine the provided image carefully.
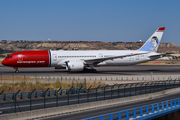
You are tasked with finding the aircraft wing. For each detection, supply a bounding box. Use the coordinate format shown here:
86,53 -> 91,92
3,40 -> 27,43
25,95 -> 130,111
84,52 -> 148,64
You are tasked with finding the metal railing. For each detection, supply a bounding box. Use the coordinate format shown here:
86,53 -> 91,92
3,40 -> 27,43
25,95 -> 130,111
83,98 -> 180,120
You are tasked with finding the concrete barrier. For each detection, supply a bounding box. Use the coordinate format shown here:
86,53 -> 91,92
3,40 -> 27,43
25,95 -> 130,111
55,106 -> 63,114
62,106 -> 70,113
89,102 -> 96,109
47,108 -> 55,116
18,111 -> 30,120
1,87 -> 180,120
6,113 -> 17,120
31,110 -> 39,119
69,104 -> 77,112
38,109 -> 47,118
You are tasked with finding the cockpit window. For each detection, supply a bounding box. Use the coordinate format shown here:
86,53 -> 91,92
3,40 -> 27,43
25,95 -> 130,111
6,55 -> 12,58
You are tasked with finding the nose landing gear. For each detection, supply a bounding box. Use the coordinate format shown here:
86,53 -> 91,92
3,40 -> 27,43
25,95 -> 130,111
15,69 -> 19,73
13,67 -> 19,73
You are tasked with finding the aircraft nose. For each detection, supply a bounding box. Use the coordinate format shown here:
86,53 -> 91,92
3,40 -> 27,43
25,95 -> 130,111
1,59 -> 6,66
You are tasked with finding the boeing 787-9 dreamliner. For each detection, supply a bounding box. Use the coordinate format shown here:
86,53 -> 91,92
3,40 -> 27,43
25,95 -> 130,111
2,27 -> 165,73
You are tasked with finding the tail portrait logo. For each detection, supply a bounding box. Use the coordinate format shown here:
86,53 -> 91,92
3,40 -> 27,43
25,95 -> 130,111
150,36 -> 158,52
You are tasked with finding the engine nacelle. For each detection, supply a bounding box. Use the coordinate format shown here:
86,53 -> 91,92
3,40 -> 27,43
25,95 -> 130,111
65,60 -> 84,72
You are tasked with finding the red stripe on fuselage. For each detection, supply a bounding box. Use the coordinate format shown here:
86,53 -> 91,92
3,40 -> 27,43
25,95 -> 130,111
3,51 -> 49,67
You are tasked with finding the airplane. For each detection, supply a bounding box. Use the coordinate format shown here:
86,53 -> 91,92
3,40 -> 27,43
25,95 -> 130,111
2,27 -> 165,73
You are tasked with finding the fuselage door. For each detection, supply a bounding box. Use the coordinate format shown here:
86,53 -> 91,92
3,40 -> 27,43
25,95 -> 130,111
136,55 -> 139,60
53,54 -> 57,61
99,53 -> 103,58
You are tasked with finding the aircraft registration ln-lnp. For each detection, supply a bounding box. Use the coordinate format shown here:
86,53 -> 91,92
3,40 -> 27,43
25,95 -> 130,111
2,27 -> 165,73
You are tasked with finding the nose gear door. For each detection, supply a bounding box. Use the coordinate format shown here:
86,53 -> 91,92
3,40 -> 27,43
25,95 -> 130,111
53,54 -> 57,61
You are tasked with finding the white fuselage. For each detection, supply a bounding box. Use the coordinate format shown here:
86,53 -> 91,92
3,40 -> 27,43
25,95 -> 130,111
50,50 -> 160,68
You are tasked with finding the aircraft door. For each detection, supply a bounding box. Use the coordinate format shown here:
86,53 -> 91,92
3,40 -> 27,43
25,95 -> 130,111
136,55 -> 139,60
99,53 -> 103,57
129,57 -> 134,61
126,53 -> 134,61
53,54 -> 57,61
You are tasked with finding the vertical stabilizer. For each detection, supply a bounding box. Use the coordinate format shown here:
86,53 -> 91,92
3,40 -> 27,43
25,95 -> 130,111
138,27 -> 165,52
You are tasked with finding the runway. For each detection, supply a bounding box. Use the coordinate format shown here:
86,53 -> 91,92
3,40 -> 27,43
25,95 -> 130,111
0,65 -> 180,77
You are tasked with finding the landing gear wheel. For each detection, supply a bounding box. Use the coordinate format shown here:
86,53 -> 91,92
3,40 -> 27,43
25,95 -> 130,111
83,68 -> 97,73
15,70 -> 19,73
91,69 -> 97,73
83,68 -> 89,72
13,67 -> 19,73
92,69 -> 97,73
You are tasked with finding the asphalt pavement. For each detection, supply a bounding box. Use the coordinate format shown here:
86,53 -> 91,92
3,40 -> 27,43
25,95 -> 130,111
0,65 -> 180,77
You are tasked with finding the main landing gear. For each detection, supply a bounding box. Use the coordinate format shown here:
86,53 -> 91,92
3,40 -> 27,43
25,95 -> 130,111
83,68 -> 97,73
13,67 -> 19,73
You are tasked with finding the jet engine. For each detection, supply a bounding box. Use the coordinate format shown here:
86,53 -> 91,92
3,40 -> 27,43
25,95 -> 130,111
65,60 -> 84,72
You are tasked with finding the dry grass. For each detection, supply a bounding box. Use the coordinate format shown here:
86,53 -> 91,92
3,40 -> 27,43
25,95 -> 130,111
0,80 -> 106,93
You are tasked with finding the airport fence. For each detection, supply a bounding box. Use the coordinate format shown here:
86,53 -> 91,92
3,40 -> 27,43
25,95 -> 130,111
0,79 -> 180,115
0,88 -> 85,101
83,97 -> 180,120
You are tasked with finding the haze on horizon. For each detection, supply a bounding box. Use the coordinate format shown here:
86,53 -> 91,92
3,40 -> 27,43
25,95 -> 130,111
0,1 -> 180,45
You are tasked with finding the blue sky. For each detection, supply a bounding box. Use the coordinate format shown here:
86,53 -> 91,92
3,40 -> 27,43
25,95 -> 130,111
0,0 -> 180,45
